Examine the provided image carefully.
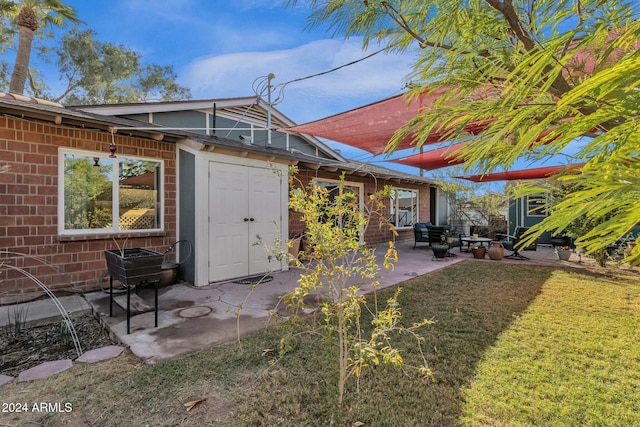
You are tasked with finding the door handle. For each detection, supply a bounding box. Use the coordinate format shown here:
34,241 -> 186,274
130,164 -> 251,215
243,218 -> 249,222
249,218 -> 255,222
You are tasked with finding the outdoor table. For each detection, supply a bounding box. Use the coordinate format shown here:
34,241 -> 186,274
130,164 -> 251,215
460,237 -> 493,251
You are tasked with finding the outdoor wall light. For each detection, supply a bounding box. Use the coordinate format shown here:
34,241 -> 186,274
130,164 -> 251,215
109,128 -> 117,158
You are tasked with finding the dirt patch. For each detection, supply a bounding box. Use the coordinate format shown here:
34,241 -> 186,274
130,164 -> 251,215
1,312 -> 119,377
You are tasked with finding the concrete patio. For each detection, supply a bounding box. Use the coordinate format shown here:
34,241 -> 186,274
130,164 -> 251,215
83,241 -> 572,364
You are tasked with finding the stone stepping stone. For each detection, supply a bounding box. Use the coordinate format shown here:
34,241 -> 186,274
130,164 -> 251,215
76,345 -> 125,363
0,374 -> 14,387
17,360 -> 73,382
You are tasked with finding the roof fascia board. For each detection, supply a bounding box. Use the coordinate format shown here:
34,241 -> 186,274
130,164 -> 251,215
300,161 -> 434,185
0,100 -> 187,143
72,97 -> 260,116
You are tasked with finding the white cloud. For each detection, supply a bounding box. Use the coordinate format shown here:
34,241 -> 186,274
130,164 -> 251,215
180,38 -> 417,123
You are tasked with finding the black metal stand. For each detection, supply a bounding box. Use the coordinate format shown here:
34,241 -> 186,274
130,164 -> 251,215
109,275 -> 113,317
504,250 -> 529,260
109,276 -> 159,334
127,281 -> 130,334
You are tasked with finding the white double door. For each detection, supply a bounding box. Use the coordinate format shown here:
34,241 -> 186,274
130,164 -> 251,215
208,161 -> 282,282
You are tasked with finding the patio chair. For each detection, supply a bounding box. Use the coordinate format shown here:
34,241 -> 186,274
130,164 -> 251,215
500,227 -> 536,260
413,222 -> 432,248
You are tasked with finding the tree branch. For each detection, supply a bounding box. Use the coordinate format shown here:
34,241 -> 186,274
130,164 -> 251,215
379,1 -> 426,45
53,68 -> 83,103
484,0 -> 535,50
482,0 -> 573,97
380,1 -> 494,60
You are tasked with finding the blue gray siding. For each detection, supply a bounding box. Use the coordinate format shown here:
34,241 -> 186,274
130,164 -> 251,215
178,150 -> 196,283
122,110 -> 331,159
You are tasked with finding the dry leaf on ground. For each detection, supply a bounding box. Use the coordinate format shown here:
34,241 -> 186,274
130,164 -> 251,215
184,398 -> 207,412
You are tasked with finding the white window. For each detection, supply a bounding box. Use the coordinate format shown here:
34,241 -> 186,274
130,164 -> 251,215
390,188 -> 418,229
315,180 -> 363,208
313,179 -> 364,237
59,149 -> 163,235
527,194 -> 547,217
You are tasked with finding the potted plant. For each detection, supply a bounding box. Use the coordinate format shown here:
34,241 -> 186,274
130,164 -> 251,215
555,245 -> 572,261
430,233 -> 449,259
104,247 -> 164,287
104,246 -> 164,334
431,243 -> 449,259
550,235 -> 572,247
471,245 -> 486,259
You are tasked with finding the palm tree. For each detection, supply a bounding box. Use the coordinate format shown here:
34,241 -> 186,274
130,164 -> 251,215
7,0 -> 79,95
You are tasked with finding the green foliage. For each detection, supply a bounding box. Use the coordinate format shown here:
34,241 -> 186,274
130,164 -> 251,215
289,0 -> 640,265
284,172 -> 432,407
53,28 -> 191,104
509,164 -> 640,266
133,63 -> 192,103
119,158 -> 156,179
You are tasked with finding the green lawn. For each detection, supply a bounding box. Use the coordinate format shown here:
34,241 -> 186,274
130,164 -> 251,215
3,262 -> 640,426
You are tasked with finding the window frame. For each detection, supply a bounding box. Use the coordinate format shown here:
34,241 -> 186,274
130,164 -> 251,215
312,178 -> 365,242
58,148 -> 164,236
312,178 -> 364,212
526,194 -> 548,218
389,187 -> 419,230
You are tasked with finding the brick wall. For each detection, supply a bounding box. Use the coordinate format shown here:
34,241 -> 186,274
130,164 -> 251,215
0,115 -> 177,304
290,165 -> 432,246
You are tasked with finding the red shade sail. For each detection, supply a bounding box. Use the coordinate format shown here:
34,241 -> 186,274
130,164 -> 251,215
389,125 -> 576,171
457,163 -> 585,182
284,30 -> 635,158
391,141 -> 469,170
284,88 -> 488,155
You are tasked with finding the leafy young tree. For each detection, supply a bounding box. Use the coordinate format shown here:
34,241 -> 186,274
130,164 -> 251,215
3,0 -> 79,95
284,172 -> 432,408
289,0 -> 640,264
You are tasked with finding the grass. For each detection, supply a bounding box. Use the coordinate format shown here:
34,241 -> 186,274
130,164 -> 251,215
460,267 -> 640,426
2,261 -> 640,426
